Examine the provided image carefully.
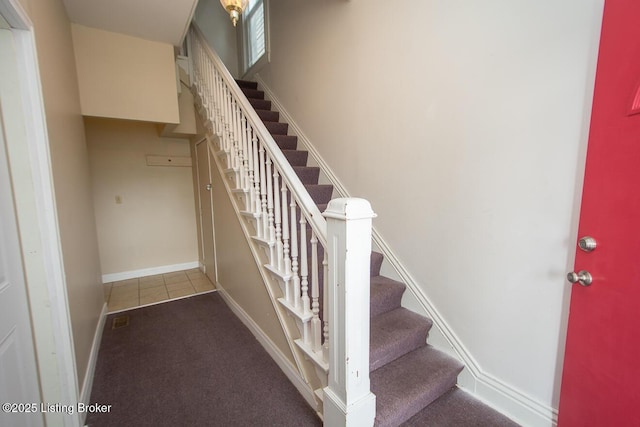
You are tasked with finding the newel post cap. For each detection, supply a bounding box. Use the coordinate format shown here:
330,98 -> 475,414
323,198 -> 377,220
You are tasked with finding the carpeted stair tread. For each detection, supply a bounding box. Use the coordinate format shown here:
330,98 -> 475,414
370,308 -> 432,372
235,79 -> 257,89
371,251 -> 384,277
229,77 -> 484,426
274,135 -> 298,150
250,98 -> 272,110
305,184 -> 333,205
293,166 -> 320,185
371,345 -> 465,427
402,388 -> 521,426
265,121 -> 289,135
282,149 -> 309,166
371,276 -> 406,317
257,109 -> 280,122
241,88 -> 264,99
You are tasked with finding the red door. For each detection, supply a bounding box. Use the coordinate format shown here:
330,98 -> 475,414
558,0 -> 640,425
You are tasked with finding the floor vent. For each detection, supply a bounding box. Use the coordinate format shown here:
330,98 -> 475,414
112,315 -> 130,329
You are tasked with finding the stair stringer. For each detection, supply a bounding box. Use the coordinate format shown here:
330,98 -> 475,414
200,130 -> 327,414
254,74 -> 554,427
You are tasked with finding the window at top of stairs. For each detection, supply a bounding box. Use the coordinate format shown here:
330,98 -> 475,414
241,0 -> 269,76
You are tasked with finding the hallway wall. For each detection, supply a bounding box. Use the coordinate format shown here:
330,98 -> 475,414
256,0 -> 605,423
16,0 -> 105,404
193,0 -> 240,78
85,117 -> 199,278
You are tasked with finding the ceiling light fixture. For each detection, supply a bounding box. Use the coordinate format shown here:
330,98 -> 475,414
220,0 -> 248,26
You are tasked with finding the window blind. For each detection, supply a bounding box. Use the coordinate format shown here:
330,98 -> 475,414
245,0 -> 265,69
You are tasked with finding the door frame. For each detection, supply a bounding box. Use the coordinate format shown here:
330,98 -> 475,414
0,1 -> 80,426
195,137 -> 218,283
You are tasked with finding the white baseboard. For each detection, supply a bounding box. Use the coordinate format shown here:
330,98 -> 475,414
101,261 -> 199,283
78,302 -> 107,425
254,75 -> 556,427
217,287 -> 318,411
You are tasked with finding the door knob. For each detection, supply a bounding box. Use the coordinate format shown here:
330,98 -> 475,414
578,236 -> 597,252
206,184 -> 212,191
567,270 -> 593,286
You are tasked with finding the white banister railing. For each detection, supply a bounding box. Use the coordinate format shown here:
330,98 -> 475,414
188,24 -> 375,425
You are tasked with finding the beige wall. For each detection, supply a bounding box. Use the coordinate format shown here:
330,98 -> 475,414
206,136 -> 294,364
257,0 -> 604,420
16,0 -> 105,400
72,24 -> 180,124
86,117 -> 198,276
193,0 -> 239,78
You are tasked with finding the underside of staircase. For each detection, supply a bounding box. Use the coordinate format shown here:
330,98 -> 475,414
236,79 -> 520,426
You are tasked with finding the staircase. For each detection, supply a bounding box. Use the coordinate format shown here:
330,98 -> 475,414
235,79 -> 518,427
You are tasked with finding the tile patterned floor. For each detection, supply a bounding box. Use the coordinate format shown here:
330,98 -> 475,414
103,268 -> 216,313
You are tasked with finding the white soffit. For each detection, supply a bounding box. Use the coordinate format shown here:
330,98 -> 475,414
63,0 -> 198,46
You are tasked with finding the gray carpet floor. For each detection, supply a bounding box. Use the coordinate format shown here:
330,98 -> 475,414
85,292 -> 321,427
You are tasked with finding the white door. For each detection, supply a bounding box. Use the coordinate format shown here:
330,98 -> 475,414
196,139 -> 217,283
0,29 -> 44,427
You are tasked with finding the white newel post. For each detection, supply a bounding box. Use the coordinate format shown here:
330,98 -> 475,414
323,198 -> 377,427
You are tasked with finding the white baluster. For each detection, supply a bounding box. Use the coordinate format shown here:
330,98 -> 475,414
221,85 -> 229,158
215,73 -> 222,137
300,216 -> 310,314
322,251 -> 329,363
281,184 -> 291,275
300,215 -> 310,344
310,232 -> 321,353
230,92 -> 237,168
238,112 -> 244,191
259,144 -> 268,239
246,120 -> 254,208
273,169 -> 283,272
224,86 -> 232,156
252,132 -> 260,212
290,199 -> 300,308
205,59 -> 212,116
266,156 -> 276,266
252,132 -> 263,238
281,183 -> 292,302
236,107 -> 244,188
231,99 -> 240,173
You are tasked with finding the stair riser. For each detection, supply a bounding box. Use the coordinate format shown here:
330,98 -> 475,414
265,122 -> 289,135
370,308 -> 432,372
371,252 -> 383,277
274,135 -> 297,150
242,88 -> 265,99
306,185 -> 333,206
283,150 -> 309,166
236,79 -> 258,89
370,276 -> 406,317
258,110 -> 280,122
293,166 -> 320,185
250,99 -> 272,110
370,346 -> 464,427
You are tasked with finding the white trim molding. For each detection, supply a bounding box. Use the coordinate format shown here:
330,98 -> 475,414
79,302 -> 108,425
254,75 -> 556,427
102,261 -> 199,283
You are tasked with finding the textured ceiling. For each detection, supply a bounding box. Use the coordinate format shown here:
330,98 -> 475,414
63,0 -> 199,46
